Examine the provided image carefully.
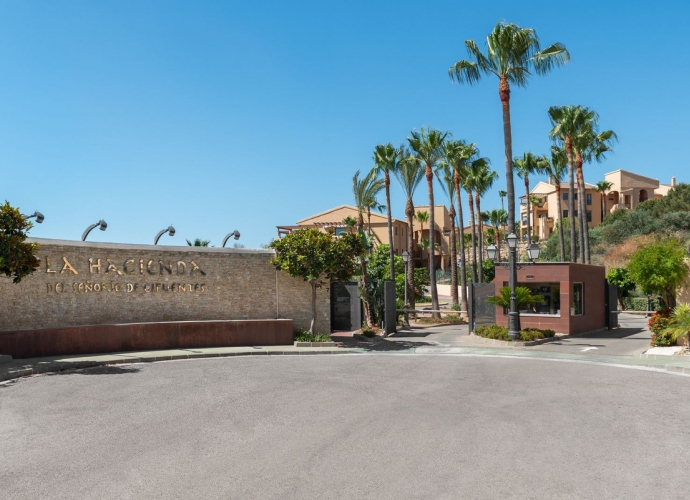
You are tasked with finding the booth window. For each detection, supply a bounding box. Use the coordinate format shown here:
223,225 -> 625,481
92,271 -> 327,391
504,282 -> 561,316
573,283 -> 584,316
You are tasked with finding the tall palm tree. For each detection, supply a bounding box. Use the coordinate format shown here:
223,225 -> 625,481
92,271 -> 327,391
394,152 -> 424,311
449,22 -> 569,244
498,190 -> 507,210
408,128 -> 449,316
436,163 -> 460,306
186,238 -> 211,246
548,105 -> 592,263
373,143 -> 402,281
572,119 -> 617,263
528,195 -> 542,239
596,180 -> 614,222
443,140 -> 474,314
543,145 -> 568,261
352,169 -> 384,327
513,152 -> 549,244
470,164 -> 498,282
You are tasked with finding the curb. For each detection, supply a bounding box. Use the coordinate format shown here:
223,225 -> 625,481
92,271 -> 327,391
0,349 -> 355,383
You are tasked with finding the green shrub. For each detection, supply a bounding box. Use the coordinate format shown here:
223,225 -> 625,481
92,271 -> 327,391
660,211 -> 690,232
293,329 -> 332,342
651,330 -> 675,347
622,296 -> 661,312
361,326 -> 377,337
648,309 -> 672,334
599,210 -> 660,246
519,328 -> 556,341
475,324 -> 510,341
487,286 -> 544,309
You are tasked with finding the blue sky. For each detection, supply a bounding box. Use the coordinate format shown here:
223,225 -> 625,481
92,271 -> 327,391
1,1 -> 687,248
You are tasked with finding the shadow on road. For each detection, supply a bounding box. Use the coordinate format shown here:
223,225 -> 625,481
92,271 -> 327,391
46,365 -> 142,377
332,335 -> 433,352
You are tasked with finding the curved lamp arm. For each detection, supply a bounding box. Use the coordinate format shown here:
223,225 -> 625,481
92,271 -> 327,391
222,230 -> 241,248
23,211 -> 45,223
82,220 -> 107,241
154,225 -> 176,245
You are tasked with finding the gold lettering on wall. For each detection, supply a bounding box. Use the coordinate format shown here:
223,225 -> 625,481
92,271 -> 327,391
123,259 -> 136,275
190,261 -> 206,276
176,261 -> 186,275
146,260 -> 156,276
139,259 -> 145,275
159,261 -> 172,275
105,259 -> 123,276
45,257 -> 57,274
89,258 -> 102,273
60,257 -> 78,275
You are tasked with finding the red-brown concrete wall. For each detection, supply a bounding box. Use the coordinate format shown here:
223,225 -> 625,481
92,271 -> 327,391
0,319 -> 293,358
493,263 -> 605,335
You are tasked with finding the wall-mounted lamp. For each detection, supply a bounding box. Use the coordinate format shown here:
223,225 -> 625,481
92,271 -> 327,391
82,220 -> 107,241
154,225 -> 176,245
222,230 -> 241,248
23,211 -> 45,224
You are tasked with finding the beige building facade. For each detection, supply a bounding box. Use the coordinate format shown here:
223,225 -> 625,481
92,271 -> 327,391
520,170 -> 676,241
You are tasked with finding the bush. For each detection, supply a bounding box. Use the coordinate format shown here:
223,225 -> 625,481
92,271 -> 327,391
475,324 -> 510,341
293,329 -> 332,342
622,296 -> 661,311
651,330 -> 675,347
660,211 -> 690,232
648,309 -> 672,334
599,210 -> 660,246
361,326 -> 377,337
416,314 -> 464,325
519,328 -> 556,341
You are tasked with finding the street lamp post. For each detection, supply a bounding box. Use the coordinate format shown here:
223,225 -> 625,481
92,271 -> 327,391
23,211 -> 45,224
222,230 -> 241,248
154,226 -> 176,245
486,234 -> 541,340
82,220 -> 107,241
402,250 -> 410,325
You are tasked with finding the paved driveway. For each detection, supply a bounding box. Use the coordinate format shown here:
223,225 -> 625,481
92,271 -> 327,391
2,355 -> 689,499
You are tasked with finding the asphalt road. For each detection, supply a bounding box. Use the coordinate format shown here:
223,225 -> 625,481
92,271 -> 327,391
2,355 -> 689,499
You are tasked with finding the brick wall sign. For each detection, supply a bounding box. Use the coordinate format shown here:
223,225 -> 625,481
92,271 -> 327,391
0,239 -> 330,333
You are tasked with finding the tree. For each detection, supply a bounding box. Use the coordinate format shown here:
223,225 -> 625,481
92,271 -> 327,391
543,145 -> 568,261
373,143 -> 402,282
514,152 -> 549,242
342,216 -> 357,233
605,267 -> 635,310
270,229 -> 364,335
596,180 -> 614,221
415,210 -> 429,264
498,190 -> 507,211
0,201 -> 40,283
662,303 -> 690,346
470,163 -> 498,281
488,208 -> 508,261
626,238 -> 689,309
487,286 -> 544,309
637,183 -> 690,218
408,127 -> 449,318
187,238 -> 211,246
394,152 -> 424,311
352,170 -> 384,326
571,113 -> 617,263
450,21 -> 569,247
436,163 -> 460,306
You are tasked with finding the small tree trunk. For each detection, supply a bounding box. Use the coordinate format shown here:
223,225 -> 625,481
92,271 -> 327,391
385,172 -> 395,281
360,259 -> 373,327
454,175 -> 468,317
576,157 -> 591,264
566,137 -> 577,263
499,76 -> 516,236
467,190 -> 478,283
426,166 -> 440,318
406,198 -> 416,316
476,192 -> 484,282
310,281 -> 317,335
524,177 -> 531,246
449,205 -> 458,306
555,183 -> 566,262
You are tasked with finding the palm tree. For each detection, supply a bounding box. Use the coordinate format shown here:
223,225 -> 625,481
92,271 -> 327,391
443,140 -> 474,314
514,152 -> 549,244
470,163 -> 498,282
407,128 -> 449,316
187,238 -> 211,246
596,180 -> 614,222
373,143 -> 402,281
415,210 -> 429,262
549,105 -> 591,263
528,195 -> 542,240
488,208 -> 508,260
572,118 -> 617,263
449,22 -> 569,246
543,145 -> 568,261
394,152 -> 425,311
498,190 -> 507,210
436,163 -> 460,306
352,169 -> 384,327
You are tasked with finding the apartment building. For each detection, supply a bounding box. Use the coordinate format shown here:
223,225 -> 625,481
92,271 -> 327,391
519,169 -> 676,240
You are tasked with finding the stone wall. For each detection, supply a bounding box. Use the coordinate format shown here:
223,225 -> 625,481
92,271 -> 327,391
0,239 -> 330,333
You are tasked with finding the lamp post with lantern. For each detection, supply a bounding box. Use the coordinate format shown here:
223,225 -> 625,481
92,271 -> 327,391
485,234 -> 541,340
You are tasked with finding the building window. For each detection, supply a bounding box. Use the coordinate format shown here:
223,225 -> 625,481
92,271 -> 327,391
573,192 -> 578,200
335,228 -> 346,236
563,193 -> 568,201
395,227 -> 398,236
586,193 -> 592,206
573,283 -> 584,316
506,282 -> 561,316
563,210 -> 568,218
586,210 -> 592,222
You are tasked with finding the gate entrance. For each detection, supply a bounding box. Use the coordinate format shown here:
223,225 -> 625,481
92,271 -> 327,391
469,282 -> 496,333
330,282 -> 361,331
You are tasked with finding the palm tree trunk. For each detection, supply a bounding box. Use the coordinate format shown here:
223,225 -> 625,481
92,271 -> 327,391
524,177 -> 531,247
454,175 -> 468,316
601,191 -> 605,223
406,199 -> 416,314
576,156 -> 590,263
566,136 -> 577,262
357,215 -> 373,328
426,165 -> 440,318
449,205 -> 458,306
467,190 -> 478,283
495,224 -> 501,261
367,208 -> 372,236
475,192 -> 483,282
309,281 -> 317,335
385,172 -> 394,281
499,77 -> 516,236
555,183 -> 566,262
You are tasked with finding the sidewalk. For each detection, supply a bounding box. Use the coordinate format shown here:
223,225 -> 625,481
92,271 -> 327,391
0,345 -> 358,383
